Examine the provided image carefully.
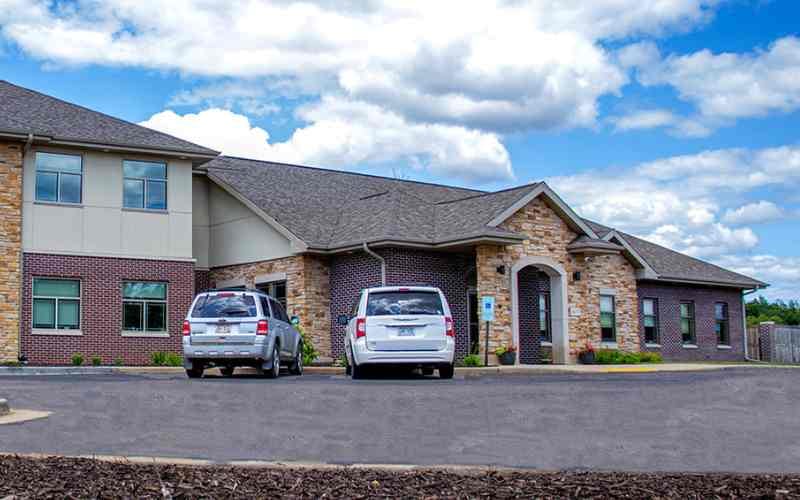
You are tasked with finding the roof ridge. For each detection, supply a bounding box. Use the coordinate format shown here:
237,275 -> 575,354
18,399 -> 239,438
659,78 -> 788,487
0,80 -> 217,154
217,155 -> 486,194
435,181 -> 541,205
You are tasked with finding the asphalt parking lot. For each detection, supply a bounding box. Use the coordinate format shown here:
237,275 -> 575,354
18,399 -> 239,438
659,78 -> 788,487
1,368 -> 799,473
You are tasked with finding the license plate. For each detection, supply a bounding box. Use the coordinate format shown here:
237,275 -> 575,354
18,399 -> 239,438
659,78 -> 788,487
397,327 -> 415,337
216,324 -> 231,334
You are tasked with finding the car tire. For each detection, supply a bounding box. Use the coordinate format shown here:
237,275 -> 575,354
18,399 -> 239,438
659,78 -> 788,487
439,363 -> 455,379
220,366 -> 235,377
422,367 -> 434,376
266,344 -> 281,379
345,361 -> 352,376
289,344 -> 303,375
349,346 -> 364,379
186,362 -> 204,379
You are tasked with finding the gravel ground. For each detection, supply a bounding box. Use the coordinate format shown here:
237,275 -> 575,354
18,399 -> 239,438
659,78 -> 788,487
1,455 -> 799,499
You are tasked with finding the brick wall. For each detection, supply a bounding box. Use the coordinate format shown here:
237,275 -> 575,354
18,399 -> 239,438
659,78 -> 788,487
22,253 -> 194,365
0,141 -> 23,363
194,269 -> 211,294
517,267 -> 550,364
209,255 -> 332,358
637,282 -> 744,361
329,248 -> 474,361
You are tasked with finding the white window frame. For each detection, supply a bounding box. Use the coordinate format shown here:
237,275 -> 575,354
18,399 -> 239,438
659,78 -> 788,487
122,160 -> 168,211
34,151 -> 83,205
32,277 -> 82,335
121,281 -> 169,337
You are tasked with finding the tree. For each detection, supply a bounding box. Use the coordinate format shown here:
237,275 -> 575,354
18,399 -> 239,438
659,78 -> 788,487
746,296 -> 800,326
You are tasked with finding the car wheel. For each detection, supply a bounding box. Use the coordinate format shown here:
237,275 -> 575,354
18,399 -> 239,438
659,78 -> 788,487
289,344 -> 303,375
421,367 -> 434,376
350,348 -> 365,380
266,344 -> 281,379
439,363 -> 455,379
220,366 -> 235,377
186,362 -> 204,379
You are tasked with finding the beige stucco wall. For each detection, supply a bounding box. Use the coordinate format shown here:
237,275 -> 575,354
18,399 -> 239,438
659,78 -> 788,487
477,195 -> 639,362
22,146 -> 193,260
192,175 -> 293,269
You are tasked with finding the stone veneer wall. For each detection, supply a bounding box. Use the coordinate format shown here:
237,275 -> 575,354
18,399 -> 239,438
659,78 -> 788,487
209,255 -> 331,358
194,269 -> 211,295
638,281 -> 744,361
22,253 -> 194,365
476,196 -> 640,361
0,141 -> 23,363
329,248 -> 474,361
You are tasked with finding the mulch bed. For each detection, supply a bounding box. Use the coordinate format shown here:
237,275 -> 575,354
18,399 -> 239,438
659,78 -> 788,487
1,455 -> 799,499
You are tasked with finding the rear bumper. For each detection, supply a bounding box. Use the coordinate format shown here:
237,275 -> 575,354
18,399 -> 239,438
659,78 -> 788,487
352,339 -> 455,366
182,337 -> 274,365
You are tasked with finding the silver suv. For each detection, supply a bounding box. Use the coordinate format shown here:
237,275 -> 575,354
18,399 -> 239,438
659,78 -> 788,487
182,289 -> 304,379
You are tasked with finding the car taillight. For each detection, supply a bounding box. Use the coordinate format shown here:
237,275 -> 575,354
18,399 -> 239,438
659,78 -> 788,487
445,316 -> 455,337
256,319 -> 269,335
355,317 -> 366,338
182,320 -> 191,336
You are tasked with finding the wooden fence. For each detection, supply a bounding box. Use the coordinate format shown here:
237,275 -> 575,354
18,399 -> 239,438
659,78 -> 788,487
746,326 -> 761,360
771,325 -> 800,364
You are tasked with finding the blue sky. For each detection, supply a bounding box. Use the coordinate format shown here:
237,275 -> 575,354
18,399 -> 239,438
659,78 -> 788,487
1,1 -> 798,299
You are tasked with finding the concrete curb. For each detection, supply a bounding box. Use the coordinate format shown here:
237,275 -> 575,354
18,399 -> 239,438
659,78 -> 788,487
0,410 -> 51,425
0,366 -> 115,376
0,451 -> 533,474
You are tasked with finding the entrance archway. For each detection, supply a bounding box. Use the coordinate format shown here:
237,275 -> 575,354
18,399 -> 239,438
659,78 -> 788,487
511,256 -> 570,364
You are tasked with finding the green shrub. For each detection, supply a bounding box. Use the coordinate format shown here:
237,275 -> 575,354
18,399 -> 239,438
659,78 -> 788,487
164,353 -> 183,367
294,324 -> 319,366
595,349 -> 663,364
639,351 -> 663,363
113,357 -> 124,367
71,353 -> 84,366
460,354 -> 482,367
1,361 -> 21,367
91,355 -> 102,366
150,351 -> 167,366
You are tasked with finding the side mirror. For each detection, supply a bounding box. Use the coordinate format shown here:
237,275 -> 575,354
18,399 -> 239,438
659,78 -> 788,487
290,316 -> 300,326
337,314 -> 350,326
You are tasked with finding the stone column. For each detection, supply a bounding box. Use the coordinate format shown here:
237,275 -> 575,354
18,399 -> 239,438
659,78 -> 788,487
0,141 -> 23,363
475,245 -> 513,364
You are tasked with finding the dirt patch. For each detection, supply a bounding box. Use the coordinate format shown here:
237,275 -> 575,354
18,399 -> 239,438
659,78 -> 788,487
1,455 -> 799,498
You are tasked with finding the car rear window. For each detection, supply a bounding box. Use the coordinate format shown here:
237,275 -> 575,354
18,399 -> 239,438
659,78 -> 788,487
366,291 -> 444,316
191,294 -> 257,318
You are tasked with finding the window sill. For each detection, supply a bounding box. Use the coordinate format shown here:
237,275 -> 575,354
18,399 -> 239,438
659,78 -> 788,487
34,200 -> 83,208
540,341 -> 553,347
682,344 -> 698,349
645,343 -> 661,349
32,329 -> 82,336
121,207 -> 168,215
717,345 -> 732,350
121,331 -> 169,338
601,342 -> 618,349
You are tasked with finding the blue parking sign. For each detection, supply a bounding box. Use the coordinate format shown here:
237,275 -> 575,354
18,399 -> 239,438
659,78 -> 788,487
480,296 -> 495,322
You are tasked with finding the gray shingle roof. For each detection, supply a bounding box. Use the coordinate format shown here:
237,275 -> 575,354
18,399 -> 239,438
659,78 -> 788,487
0,80 -> 217,156
205,157 -> 765,289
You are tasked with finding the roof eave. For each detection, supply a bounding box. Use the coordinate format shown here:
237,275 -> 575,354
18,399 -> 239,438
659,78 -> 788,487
643,275 -> 769,290
306,234 -> 526,254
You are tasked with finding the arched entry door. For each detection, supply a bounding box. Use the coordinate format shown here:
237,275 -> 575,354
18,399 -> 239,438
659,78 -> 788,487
511,256 -> 570,364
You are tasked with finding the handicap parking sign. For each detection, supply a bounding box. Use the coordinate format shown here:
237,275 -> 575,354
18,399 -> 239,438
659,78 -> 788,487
480,296 -> 495,322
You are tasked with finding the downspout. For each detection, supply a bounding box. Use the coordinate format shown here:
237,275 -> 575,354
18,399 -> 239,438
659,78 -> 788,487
363,242 -> 386,286
742,287 -> 761,362
17,134 -> 33,363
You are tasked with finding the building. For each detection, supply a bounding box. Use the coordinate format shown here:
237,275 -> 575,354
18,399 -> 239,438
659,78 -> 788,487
0,81 -> 767,366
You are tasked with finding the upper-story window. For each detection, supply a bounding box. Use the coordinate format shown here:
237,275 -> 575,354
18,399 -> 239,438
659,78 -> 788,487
600,295 -> 616,342
123,160 -> 167,210
642,298 -> 659,344
35,152 -> 82,204
715,302 -> 729,345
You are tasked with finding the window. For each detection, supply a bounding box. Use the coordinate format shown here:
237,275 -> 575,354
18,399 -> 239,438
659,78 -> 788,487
270,298 -> 290,322
715,302 -> 729,345
256,280 -> 287,310
600,295 -> 616,342
123,160 -> 167,210
642,298 -> 659,344
122,282 -> 167,332
32,278 -> 81,330
35,152 -> 82,204
191,292 -> 256,318
366,291 -> 444,316
680,301 -> 695,344
539,292 -> 551,342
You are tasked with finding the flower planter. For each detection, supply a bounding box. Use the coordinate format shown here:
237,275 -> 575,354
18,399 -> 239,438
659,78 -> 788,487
498,351 -> 516,365
578,351 -> 595,364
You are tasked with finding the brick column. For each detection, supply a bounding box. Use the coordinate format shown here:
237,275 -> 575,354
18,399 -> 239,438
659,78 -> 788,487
758,321 -> 776,362
0,141 -> 23,363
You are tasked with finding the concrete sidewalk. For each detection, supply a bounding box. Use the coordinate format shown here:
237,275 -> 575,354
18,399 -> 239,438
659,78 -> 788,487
0,361 -> 789,376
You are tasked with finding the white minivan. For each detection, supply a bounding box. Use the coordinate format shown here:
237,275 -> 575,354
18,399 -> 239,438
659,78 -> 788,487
340,286 -> 456,379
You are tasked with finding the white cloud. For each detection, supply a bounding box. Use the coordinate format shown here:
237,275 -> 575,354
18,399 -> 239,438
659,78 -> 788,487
631,35 -> 800,133
548,145 -> 800,259
715,254 -> 800,301
139,103 -> 513,183
610,109 -> 676,131
722,201 -> 784,225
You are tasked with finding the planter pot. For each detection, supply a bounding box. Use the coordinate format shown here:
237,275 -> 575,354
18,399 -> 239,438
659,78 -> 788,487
498,352 -> 516,365
578,351 -> 595,364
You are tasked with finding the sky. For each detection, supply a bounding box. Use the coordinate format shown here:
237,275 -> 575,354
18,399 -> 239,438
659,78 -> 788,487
0,0 -> 798,300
